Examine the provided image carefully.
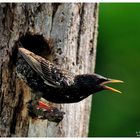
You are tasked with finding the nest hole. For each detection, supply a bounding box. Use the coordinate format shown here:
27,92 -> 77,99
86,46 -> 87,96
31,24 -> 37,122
19,33 -> 52,58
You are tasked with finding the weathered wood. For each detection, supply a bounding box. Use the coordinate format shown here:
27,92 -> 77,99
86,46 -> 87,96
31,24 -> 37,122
0,3 -> 98,137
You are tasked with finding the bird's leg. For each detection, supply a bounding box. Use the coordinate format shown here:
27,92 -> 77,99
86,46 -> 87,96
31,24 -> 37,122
37,100 -> 51,110
27,99 -> 65,123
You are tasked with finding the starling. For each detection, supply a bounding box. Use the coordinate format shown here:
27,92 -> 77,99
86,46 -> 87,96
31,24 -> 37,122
17,47 -> 123,104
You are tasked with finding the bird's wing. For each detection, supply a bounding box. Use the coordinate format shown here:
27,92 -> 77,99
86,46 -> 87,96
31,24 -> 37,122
18,47 -> 75,88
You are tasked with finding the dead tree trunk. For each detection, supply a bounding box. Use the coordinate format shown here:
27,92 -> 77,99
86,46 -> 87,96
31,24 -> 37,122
0,3 -> 98,137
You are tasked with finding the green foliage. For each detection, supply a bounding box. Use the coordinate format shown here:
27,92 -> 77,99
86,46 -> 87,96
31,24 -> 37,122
89,3 -> 140,137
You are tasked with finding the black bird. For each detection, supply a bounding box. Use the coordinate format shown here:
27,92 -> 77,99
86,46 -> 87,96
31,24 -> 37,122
17,47 -> 123,104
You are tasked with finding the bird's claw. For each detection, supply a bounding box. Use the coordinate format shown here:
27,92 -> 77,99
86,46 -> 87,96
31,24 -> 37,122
27,100 -> 65,123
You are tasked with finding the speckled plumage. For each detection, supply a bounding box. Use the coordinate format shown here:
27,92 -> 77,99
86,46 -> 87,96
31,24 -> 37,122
16,47 -> 123,103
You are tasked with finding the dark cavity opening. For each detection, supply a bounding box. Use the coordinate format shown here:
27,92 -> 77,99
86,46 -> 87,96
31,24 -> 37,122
19,33 -> 51,57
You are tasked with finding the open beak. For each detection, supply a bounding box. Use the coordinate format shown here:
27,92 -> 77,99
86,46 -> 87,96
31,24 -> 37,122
100,79 -> 124,93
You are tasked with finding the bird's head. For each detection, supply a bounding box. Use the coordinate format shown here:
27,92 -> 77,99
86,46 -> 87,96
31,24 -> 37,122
74,74 -> 123,94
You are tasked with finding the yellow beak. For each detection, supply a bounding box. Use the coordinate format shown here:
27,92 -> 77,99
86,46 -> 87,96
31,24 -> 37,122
101,79 -> 124,94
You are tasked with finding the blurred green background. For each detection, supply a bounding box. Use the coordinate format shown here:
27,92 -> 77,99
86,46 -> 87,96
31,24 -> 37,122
89,3 -> 140,137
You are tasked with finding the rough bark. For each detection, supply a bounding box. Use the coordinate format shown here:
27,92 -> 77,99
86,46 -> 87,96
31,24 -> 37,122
0,3 -> 98,137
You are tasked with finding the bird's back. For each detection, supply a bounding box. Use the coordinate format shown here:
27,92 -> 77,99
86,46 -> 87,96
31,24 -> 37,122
18,47 -> 75,88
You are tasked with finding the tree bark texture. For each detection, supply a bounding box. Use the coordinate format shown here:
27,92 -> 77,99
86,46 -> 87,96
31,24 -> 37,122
0,3 -> 98,137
